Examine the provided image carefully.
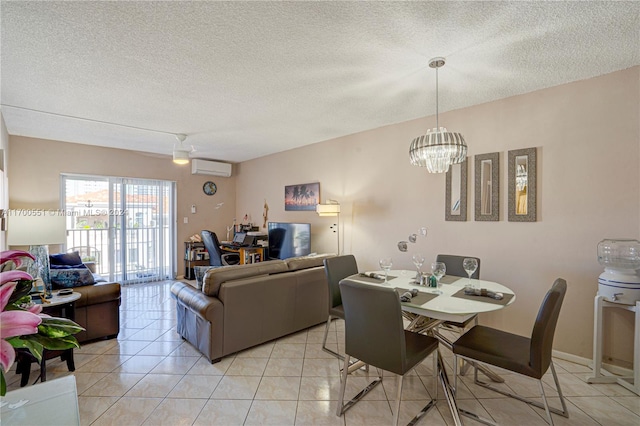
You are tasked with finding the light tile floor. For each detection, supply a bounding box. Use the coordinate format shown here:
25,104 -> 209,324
6,281 -> 640,425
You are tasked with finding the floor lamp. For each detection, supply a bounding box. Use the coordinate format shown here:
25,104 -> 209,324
7,214 -> 67,298
316,200 -> 341,255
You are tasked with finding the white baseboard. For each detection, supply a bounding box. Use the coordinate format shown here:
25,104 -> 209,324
552,349 -> 633,376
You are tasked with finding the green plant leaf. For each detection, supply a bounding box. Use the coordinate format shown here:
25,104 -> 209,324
8,337 -> 44,362
1,370 -> 6,397
17,333 -> 79,351
7,279 -> 34,304
37,317 -> 85,338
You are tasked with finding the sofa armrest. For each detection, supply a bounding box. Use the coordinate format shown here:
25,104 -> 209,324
171,281 -> 223,322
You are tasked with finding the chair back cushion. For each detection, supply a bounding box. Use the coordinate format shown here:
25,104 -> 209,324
285,254 -> 333,272
323,255 -> 358,311
339,279 -> 406,374
201,230 -> 224,267
436,254 -> 480,279
530,278 -> 567,375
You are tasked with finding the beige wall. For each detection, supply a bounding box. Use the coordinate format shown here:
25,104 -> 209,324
235,67 -> 640,363
7,137 -> 236,276
5,67 -> 639,363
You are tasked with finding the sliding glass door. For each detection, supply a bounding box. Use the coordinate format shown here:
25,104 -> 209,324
62,175 -> 176,284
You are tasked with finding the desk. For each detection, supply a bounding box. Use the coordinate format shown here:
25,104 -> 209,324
0,375 -> 80,425
221,245 -> 266,264
344,270 -> 516,426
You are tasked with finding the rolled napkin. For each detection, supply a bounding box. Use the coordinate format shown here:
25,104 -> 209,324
399,288 -> 420,302
359,272 -> 385,280
464,287 -> 504,300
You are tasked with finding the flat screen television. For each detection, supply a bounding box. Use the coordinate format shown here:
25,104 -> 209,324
267,222 -> 311,260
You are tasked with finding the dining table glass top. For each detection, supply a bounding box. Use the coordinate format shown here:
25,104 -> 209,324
344,269 -> 516,321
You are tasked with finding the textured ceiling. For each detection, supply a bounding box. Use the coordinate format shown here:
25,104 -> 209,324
1,1 -> 639,163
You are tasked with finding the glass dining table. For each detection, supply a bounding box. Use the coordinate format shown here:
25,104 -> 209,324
342,270 -> 516,426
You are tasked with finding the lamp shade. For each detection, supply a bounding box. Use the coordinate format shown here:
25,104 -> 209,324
7,214 -> 67,246
316,203 -> 341,217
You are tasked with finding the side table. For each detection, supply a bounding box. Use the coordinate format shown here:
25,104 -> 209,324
15,291 -> 81,386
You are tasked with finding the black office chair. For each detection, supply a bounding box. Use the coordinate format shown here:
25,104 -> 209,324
321,255 -> 358,360
452,278 -> 569,425
337,279 -> 439,426
201,230 -> 240,267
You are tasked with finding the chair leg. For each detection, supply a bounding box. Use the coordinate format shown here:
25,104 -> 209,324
468,357 -> 569,419
539,378 -> 554,425
550,362 -> 569,418
404,351 -> 438,426
336,355 -> 382,417
453,354 -> 458,398
322,316 -> 344,360
336,354 -> 350,416
393,374 -> 404,426
434,350 -> 439,400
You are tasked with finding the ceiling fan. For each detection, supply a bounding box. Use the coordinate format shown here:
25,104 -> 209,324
172,134 -> 196,165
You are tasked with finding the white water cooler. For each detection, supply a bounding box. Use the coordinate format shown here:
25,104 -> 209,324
587,239 -> 640,395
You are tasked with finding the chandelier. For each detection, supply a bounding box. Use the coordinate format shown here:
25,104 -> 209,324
409,57 -> 467,173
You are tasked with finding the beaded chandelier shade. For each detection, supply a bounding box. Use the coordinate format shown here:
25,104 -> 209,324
409,57 -> 467,173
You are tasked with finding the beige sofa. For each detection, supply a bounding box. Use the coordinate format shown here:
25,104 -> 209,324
171,255 -> 332,363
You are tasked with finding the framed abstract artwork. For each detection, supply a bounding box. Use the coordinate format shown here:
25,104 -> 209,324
284,182 -> 320,211
474,152 -> 500,221
508,147 -> 537,222
445,157 -> 468,221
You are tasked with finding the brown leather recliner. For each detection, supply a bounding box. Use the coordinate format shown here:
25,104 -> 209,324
72,281 -> 121,342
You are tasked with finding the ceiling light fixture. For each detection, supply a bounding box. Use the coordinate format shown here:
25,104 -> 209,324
409,57 -> 467,173
173,134 -> 190,165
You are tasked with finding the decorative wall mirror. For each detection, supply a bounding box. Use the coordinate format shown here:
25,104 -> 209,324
445,157 -> 467,221
508,147 -> 537,222
474,152 -> 500,221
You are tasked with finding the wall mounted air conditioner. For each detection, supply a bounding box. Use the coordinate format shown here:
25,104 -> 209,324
191,159 -> 232,177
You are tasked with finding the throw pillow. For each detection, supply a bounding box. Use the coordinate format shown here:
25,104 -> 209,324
194,266 -> 216,290
51,268 -> 95,289
50,252 -> 84,266
50,263 -> 87,270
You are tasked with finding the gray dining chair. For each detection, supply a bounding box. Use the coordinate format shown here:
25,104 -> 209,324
452,278 -> 569,425
436,254 -> 481,374
322,255 -> 358,360
337,279 -> 439,426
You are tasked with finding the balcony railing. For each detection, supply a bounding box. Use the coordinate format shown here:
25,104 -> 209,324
66,227 -> 171,283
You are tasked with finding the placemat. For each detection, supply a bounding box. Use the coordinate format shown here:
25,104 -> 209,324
450,288 -> 514,305
440,275 -> 463,285
355,274 -> 397,284
395,288 -> 439,306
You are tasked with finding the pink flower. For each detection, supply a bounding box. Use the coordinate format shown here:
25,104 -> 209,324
0,250 -> 35,269
0,270 -> 33,286
0,282 -> 42,373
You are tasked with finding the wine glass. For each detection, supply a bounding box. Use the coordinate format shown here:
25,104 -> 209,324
463,258 -> 478,289
431,261 -> 446,294
412,253 -> 425,281
379,257 -> 393,284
